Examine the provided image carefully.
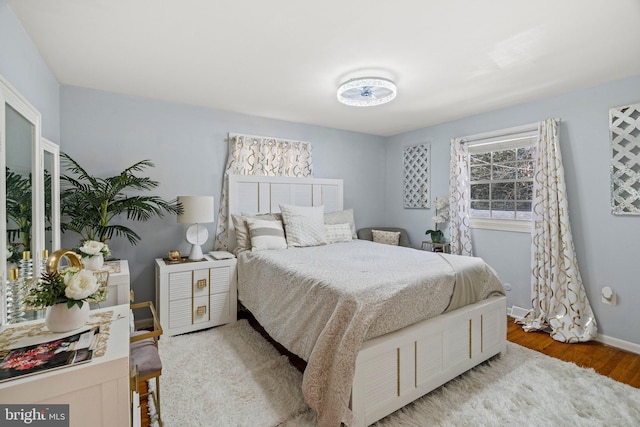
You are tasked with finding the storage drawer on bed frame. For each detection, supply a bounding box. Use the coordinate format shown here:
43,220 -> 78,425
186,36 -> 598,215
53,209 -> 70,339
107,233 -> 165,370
351,296 -> 506,426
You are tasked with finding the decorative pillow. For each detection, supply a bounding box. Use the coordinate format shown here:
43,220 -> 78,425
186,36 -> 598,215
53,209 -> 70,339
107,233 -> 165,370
324,209 -> 357,239
325,223 -> 353,243
232,213 -> 282,254
279,204 -> 328,247
372,229 -> 401,246
246,218 -> 287,251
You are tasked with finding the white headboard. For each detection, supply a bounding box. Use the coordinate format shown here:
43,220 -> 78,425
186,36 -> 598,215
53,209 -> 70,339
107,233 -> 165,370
227,174 -> 343,250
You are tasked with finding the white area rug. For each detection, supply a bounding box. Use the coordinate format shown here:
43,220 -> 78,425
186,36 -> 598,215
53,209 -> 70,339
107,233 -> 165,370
153,320 -> 640,427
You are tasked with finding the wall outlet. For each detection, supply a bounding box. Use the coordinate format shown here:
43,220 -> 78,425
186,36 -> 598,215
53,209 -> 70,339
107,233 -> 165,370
601,286 -> 617,305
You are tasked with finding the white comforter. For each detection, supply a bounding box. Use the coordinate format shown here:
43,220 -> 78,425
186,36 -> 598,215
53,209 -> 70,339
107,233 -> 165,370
237,240 -> 504,426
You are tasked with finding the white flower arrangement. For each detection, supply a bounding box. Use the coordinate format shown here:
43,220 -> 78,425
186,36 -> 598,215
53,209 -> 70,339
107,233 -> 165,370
76,240 -> 111,259
27,266 -> 106,309
426,194 -> 451,243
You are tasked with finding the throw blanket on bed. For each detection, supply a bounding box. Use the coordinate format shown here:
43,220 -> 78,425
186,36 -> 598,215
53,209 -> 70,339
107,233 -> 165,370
237,240 -> 504,426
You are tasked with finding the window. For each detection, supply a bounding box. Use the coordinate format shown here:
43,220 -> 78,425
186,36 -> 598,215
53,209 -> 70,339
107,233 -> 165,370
468,133 -> 536,232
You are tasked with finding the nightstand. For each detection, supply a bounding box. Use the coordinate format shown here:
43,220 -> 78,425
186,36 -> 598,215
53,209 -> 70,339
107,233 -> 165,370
421,241 -> 451,254
155,255 -> 237,336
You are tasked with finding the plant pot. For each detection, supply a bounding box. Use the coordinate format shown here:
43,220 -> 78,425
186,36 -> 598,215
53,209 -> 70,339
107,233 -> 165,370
83,253 -> 104,271
45,302 -> 90,333
431,232 -> 443,243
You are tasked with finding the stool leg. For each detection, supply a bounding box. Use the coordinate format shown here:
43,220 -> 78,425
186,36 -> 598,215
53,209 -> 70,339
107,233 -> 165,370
155,376 -> 161,424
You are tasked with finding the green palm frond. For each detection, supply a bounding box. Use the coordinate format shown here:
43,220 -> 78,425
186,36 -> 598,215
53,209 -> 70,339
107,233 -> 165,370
60,153 -> 182,245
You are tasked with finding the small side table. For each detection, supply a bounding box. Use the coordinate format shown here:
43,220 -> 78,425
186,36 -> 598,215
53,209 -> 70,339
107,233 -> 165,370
421,241 -> 451,254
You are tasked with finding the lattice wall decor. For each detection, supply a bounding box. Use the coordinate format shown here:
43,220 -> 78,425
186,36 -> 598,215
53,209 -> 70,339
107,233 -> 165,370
610,103 -> 640,215
403,144 -> 431,209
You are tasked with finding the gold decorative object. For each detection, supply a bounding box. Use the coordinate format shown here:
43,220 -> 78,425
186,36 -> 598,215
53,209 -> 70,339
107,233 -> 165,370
196,279 -> 207,289
45,248 -> 82,273
168,250 -> 181,260
196,305 -> 207,316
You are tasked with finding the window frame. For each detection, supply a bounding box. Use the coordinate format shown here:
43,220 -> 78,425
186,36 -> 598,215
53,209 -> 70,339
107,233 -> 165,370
467,130 -> 537,233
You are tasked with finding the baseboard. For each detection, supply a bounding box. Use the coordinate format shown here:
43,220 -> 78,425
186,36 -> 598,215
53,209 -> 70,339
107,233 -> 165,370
596,334 -> 640,355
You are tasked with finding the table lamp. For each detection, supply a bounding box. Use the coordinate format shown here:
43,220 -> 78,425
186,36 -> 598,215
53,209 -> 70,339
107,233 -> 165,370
177,196 -> 215,260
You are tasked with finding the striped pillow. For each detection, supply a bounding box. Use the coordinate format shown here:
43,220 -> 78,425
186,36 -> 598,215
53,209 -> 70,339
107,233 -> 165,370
325,223 -> 353,243
246,218 -> 287,251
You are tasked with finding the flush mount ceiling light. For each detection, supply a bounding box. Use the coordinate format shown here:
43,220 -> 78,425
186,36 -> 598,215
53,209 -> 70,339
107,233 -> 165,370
337,77 -> 397,107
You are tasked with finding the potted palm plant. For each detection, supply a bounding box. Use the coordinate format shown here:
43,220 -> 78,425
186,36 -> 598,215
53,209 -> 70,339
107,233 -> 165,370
60,153 -> 181,253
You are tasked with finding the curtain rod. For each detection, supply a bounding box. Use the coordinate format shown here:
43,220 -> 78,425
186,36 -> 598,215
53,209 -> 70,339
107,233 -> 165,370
457,118 -> 561,144
228,132 -> 310,144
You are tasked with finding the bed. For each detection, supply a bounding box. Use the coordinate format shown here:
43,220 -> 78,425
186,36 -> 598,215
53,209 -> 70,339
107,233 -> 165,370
227,174 -> 507,427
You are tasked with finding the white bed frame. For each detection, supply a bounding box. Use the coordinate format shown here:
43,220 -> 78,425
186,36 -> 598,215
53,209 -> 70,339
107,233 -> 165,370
228,174 -> 507,427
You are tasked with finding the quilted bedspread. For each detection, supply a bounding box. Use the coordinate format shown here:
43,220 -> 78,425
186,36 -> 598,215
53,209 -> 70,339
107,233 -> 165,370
237,240 -> 504,426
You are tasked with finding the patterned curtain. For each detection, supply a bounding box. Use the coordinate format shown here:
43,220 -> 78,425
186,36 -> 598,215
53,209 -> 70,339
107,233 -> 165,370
214,134 -> 313,250
519,119 -> 597,342
448,138 -> 473,256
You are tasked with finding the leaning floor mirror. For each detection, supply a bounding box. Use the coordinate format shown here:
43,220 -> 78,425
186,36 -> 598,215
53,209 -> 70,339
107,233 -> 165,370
1,75 -> 60,324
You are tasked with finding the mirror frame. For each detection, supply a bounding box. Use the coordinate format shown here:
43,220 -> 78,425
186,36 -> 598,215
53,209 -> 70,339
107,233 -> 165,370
1,75 -> 44,324
42,137 -> 61,253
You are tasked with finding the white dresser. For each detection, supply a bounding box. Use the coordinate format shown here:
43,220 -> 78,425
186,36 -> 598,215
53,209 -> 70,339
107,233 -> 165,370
102,260 -> 131,307
0,305 -> 130,427
155,255 -> 237,336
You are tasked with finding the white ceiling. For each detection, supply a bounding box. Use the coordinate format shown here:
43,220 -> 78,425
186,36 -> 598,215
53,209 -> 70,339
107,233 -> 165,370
9,0 -> 640,136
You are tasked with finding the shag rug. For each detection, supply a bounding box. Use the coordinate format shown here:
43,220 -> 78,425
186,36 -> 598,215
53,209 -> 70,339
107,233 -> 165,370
151,320 -> 640,427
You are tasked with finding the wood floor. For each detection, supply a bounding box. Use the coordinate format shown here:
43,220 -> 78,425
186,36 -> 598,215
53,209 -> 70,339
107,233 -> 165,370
138,316 -> 640,426
506,317 -> 640,388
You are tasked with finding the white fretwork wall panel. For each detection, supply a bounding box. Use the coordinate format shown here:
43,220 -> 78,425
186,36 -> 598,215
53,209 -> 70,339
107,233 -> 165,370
610,103 -> 640,215
403,144 -> 431,209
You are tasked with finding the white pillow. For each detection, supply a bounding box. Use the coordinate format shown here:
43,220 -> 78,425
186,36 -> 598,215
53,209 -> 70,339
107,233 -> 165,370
232,213 -> 282,254
324,209 -> 357,239
246,217 -> 287,251
325,223 -> 353,243
279,204 -> 328,247
372,229 -> 401,246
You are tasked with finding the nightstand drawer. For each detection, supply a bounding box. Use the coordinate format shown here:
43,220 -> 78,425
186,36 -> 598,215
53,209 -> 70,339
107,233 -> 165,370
168,271 -> 192,301
210,292 -> 230,324
193,295 -> 210,324
169,299 -> 192,329
193,269 -> 209,297
210,266 -> 230,294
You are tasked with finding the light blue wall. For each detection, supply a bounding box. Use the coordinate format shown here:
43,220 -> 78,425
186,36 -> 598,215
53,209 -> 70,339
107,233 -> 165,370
3,0 -> 639,344
386,75 -> 640,344
0,0 -> 60,142
60,86 -> 387,304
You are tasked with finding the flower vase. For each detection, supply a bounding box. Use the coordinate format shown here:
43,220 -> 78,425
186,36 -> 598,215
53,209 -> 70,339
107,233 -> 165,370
83,253 -> 104,271
431,231 -> 443,243
45,302 -> 90,333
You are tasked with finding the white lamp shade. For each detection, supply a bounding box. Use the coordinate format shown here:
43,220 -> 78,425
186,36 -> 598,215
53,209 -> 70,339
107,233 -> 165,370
177,196 -> 215,224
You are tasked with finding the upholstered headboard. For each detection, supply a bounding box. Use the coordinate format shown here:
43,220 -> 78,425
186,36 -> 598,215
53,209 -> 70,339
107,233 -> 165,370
227,174 -> 343,251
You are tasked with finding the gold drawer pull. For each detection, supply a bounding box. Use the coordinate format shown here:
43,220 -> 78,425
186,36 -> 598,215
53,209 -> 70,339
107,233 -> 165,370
196,305 -> 207,316
196,279 -> 207,289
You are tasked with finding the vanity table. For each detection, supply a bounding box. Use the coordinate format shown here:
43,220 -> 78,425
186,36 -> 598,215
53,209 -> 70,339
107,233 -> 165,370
0,304 -> 130,426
